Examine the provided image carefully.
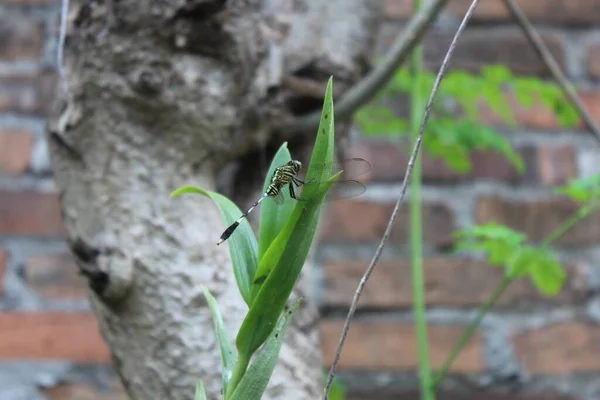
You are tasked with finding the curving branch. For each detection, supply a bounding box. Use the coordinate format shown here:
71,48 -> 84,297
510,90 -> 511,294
282,0 -> 449,134
503,0 -> 600,144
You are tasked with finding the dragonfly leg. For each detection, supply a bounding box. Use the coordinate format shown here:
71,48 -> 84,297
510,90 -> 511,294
293,177 -> 304,186
289,182 -> 298,199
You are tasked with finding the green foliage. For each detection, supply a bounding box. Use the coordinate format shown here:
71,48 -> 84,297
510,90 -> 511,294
323,374 -> 346,400
237,76 -> 338,360
454,222 -> 565,296
507,246 -> 564,295
195,381 -> 207,400
555,173 -> 600,203
171,77 -> 341,399
356,64 -> 579,174
455,222 -> 526,267
201,286 -> 236,392
229,299 -> 302,400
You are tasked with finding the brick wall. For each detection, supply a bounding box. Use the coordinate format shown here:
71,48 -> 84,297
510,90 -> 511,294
1,0 -> 600,399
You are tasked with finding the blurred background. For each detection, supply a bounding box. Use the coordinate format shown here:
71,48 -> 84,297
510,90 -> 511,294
1,0 -> 600,399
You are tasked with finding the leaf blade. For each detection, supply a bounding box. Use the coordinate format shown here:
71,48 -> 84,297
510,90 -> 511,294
229,299 -> 302,400
201,286 -> 237,392
170,186 -> 258,305
235,76 -> 337,360
195,381 -> 207,400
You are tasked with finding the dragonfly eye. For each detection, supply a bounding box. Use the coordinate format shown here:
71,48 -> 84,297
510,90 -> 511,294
290,160 -> 302,170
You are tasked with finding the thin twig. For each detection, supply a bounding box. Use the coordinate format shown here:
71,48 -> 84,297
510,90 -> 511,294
57,0 -> 70,94
503,0 -> 600,144
322,0 -> 482,398
282,0 -> 449,135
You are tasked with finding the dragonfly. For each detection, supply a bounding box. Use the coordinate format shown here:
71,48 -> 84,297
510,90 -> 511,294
216,157 -> 370,245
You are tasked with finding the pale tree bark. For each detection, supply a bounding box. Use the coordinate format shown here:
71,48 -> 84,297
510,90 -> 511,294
46,0 -> 382,399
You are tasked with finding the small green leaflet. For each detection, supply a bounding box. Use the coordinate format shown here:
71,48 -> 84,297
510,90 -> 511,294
201,286 -> 237,392
555,173 -> 600,203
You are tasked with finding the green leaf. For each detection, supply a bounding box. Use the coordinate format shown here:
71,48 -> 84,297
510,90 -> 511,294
513,85 -> 535,109
170,187 -> 258,305
555,173 -> 600,203
195,381 -> 207,400
507,246 -> 565,295
354,105 -> 408,137
481,83 -> 514,126
235,76 -> 338,361
529,254 -> 565,296
201,286 -> 236,392
506,246 -> 539,279
258,143 -> 295,262
454,223 -> 526,267
228,299 -> 302,400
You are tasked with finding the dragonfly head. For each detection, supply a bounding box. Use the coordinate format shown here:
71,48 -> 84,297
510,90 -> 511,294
289,160 -> 302,173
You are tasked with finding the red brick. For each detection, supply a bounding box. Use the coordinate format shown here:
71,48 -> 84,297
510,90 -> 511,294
320,320 -> 484,372
40,379 -> 128,400
383,0 -> 412,19
0,13 -> 44,61
0,0 -> 57,4
24,253 -> 88,300
588,43 -> 600,79
0,69 -> 58,116
348,389 -> 575,400
512,322 -> 600,374
0,190 -> 66,236
347,140 -> 577,185
446,0 -> 600,26
348,140 -> 520,183
534,145 -> 578,185
579,89 -> 600,127
423,29 -> 565,77
378,26 -> 566,77
323,257 -> 587,309
0,72 -> 39,115
35,69 -> 59,116
318,200 -> 455,248
476,196 -> 600,246
0,312 -> 111,363
0,129 -> 34,174
477,89 -> 600,131
0,249 -> 6,295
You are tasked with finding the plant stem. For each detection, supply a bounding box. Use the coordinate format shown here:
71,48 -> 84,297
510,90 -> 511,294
432,276 -> 510,388
541,201 -> 600,248
225,352 -> 250,399
409,0 -> 433,398
432,199 -> 600,389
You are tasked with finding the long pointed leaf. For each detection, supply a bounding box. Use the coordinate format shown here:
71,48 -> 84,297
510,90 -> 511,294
170,187 -> 257,305
195,381 -> 207,400
201,286 -> 237,392
236,76 -> 337,359
229,299 -> 302,400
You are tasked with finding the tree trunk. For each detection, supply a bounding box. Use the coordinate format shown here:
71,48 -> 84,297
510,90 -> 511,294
46,0 -> 382,399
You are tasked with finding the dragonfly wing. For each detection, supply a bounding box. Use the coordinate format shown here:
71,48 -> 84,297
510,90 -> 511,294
325,180 -> 367,202
273,191 -> 285,205
303,158 -> 371,181
336,157 -> 371,179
